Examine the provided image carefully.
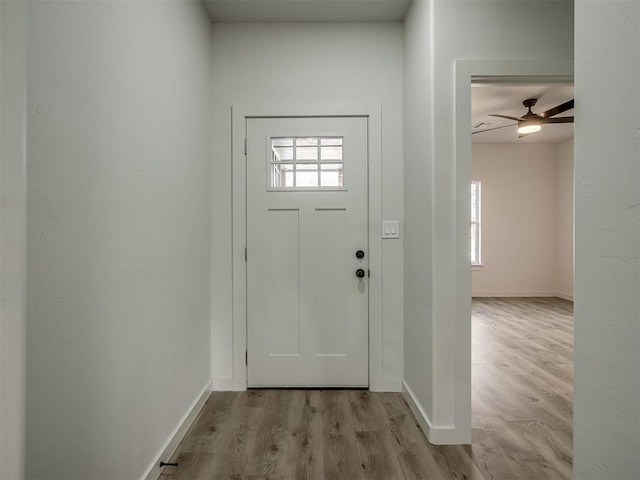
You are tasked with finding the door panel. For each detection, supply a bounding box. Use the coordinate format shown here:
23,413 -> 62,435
305,209 -> 347,355
246,116 -> 368,387
260,208 -> 300,356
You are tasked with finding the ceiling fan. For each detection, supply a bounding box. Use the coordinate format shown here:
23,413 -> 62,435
473,98 -> 574,138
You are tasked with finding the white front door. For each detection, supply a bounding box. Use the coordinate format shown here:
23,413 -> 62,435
246,116 -> 369,387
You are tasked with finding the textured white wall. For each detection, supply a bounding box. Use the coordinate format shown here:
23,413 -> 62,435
403,0 -> 574,443
25,2 -> 212,478
574,0 -> 640,478
1,2 -> 27,478
402,0 -> 434,425
471,143 -> 573,298
210,22 -> 404,388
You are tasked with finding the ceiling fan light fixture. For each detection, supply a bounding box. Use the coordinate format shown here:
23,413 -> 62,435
482,97 -> 574,139
518,122 -> 542,135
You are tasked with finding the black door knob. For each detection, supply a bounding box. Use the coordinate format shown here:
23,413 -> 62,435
356,250 -> 365,259
356,269 -> 366,278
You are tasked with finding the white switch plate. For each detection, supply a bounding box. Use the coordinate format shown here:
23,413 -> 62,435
382,220 -> 400,239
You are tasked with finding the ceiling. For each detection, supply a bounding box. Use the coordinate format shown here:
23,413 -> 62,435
201,1 -> 574,144
472,83 -> 574,144
202,0 -> 411,23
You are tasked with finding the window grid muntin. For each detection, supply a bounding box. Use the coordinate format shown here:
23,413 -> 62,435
269,136 -> 344,189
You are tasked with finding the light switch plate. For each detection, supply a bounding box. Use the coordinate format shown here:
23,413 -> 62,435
382,220 -> 400,239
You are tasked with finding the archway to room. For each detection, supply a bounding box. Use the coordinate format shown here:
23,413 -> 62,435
467,77 -> 574,479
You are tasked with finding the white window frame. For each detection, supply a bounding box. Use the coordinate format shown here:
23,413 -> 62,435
471,180 -> 482,267
267,135 -> 346,191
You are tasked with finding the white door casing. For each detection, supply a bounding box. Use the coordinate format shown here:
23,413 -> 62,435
246,116 -> 368,387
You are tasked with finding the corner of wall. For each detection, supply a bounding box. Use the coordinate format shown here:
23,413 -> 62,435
402,381 -> 471,445
140,380 -> 212,480
212,377 -> 235,391
372,379 -> 403,393
0,1 -> 28,477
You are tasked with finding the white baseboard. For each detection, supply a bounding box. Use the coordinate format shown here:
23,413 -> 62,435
140,379 -> 212,480
213,376 -> 400,392
212,376 -> 235,391
370,378 -> 403,392
472,290 -> 574,301
555,291 -> 574,301
402,381 -> 469,445
472,290 -> 557,297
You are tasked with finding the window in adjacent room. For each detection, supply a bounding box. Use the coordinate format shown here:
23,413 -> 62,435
471,181 -> 482,266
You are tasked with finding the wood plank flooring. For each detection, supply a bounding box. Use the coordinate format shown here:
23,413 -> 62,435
159,297 -> 573,480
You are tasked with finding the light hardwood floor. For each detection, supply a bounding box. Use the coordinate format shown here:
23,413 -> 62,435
159,297 -> 573,479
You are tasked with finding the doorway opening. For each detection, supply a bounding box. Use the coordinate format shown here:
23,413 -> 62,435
468,77 -> 574,479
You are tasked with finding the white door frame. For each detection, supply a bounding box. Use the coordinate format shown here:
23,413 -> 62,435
231,103 -> 385,391
451,59 -> 574,441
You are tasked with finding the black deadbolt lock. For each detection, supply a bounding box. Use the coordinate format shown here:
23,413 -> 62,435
356,250 -> 365,259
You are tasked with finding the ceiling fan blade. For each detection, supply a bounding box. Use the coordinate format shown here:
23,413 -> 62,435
543,116 -> 574,124
518,132 -> 534,139
541,99 -> 574,118
489,114 -> 522,122
472,124 -> 517,135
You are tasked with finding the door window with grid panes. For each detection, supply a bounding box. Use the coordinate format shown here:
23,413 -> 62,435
269,136 -> 344,190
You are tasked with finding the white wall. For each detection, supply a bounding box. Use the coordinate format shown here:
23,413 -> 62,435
210,22 -> 404,389
25,2 -> 212,479
556,138 -> 573,300
574,0 -> 640,478
0,2 -> 27,477
471,143 -> 574,299
403,0 -> 574,443
402,0 -> 434,432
